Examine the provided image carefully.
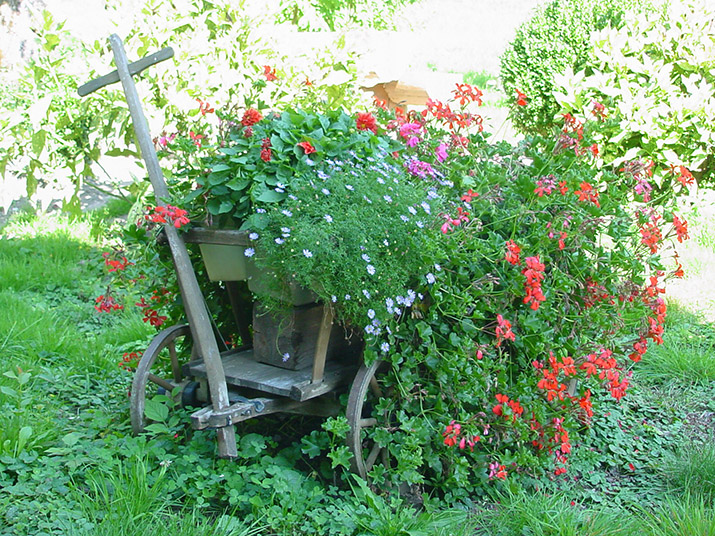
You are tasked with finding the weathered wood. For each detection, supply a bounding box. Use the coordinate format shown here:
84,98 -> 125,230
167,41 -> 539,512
311,306 -> 334,383
78,46 -> 174,97
191,397 -> 297,429
253,302 -> 323,370
187,348 -> 357,401
130,324 -> 191,435
107,34 -> 236,457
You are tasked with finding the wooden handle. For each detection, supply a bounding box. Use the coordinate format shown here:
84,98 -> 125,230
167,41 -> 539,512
78,46 -> 174,97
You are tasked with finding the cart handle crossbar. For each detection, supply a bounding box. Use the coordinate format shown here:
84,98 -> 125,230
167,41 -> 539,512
78,35 -> 238,457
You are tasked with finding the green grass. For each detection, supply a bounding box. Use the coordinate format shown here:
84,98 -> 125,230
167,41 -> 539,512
660,441 -> 715,501
474,491 -> 639,536
1,198 -> 714,535
637,304 -> 715,384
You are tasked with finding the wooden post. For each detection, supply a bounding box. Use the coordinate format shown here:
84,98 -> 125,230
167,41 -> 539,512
106,34 -> 237,457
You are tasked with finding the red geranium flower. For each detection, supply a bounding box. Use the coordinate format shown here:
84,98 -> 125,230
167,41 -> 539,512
263,65 -> 277,81
241,108 -> 262,127
516,89 -> 528,106
297,141 -> 316,155
356,112 -> 378,133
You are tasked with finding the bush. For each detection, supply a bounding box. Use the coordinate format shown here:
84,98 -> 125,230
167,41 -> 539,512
553,0 -> 715,187
499,0 -> 653,134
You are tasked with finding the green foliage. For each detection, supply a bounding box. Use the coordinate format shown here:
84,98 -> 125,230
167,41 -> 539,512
248,144 -> 439,328
0,0 -> 368,213
499,0 -> 653,134
660,442 -> 715,502
553,0 -> 715,186
178,108 -> 396,228
275,0 -> 421,31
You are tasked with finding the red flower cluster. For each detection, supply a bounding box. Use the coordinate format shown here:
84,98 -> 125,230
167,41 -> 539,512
516,89 -> 527,107
263,65 -> 277,81
452,83 -> 483,106
495,314 -> 516,347
583,278 -> 613,309
673,165 -> 695,187
442,420 -> 481,450
146,205 -> 190,229
241,108 -> 262,127
533,352 -> 575,402
440,207 -> 469,234
534,174 -> 557,197
672,215 -> 689,243
356,112 -> 378,133
579,347 -> 630,401
488,461 -> 508,480
135,296 -> 168,328
260,137 -> 272,162
196,98 -> 214,116
423,98 -> 483,132
297,141 -> 316,155
189,131 -> 203,148
591,100 -> 607,121
102,252 -> 132,272
522,256 -> 546,310
573,182 -> 600,208
119,351 -> 142,371
460,188 -> 478,203
95,294 -> 123,313
505,240 -> 521,265
639,221 -> 662,253
492,393 -> 524,421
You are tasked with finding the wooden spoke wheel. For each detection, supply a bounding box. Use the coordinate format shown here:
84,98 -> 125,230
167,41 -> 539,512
130,324 -> 194,435
346,359 -> 394,479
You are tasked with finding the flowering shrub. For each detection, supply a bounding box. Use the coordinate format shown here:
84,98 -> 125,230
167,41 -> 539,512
553,0 -> 715,186
315,83 -> 689,496
499,0 -> 655,134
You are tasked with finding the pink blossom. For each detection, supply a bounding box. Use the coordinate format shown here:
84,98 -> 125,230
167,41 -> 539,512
436,143 -> 448,162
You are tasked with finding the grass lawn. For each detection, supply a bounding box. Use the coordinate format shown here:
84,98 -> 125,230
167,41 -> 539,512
0,191 -> 713,535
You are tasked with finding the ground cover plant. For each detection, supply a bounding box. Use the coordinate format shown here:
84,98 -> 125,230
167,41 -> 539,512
1,199 -> 714,535
2,0 -> 715,534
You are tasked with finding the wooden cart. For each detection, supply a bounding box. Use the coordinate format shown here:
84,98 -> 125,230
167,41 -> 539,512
78,36 -> 391,479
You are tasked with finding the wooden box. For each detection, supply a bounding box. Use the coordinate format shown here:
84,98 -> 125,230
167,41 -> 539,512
252,301 -> 361,370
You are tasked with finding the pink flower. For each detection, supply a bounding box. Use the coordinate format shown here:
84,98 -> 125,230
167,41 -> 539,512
436,142 -> 449,162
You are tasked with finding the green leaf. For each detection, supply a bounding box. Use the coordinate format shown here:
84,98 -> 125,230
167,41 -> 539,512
31,130 -> 46,156
254,189 -> 286,203
211,163 -> 231,172
218,200 -> 234,214
144,398 -> 169,422
61,432 -> 83,447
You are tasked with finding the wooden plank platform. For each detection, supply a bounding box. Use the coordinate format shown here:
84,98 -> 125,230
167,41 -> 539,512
187,349 -> 358,402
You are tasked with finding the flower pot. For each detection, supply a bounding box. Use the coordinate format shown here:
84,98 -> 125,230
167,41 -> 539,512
186,227 -> 317,306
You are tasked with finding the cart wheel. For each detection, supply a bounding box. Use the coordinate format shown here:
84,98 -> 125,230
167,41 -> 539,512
346,359 -> 394,479
130,324 -> 193,435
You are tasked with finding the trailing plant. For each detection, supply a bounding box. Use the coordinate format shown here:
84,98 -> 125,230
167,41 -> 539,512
312,83 -> 690,497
